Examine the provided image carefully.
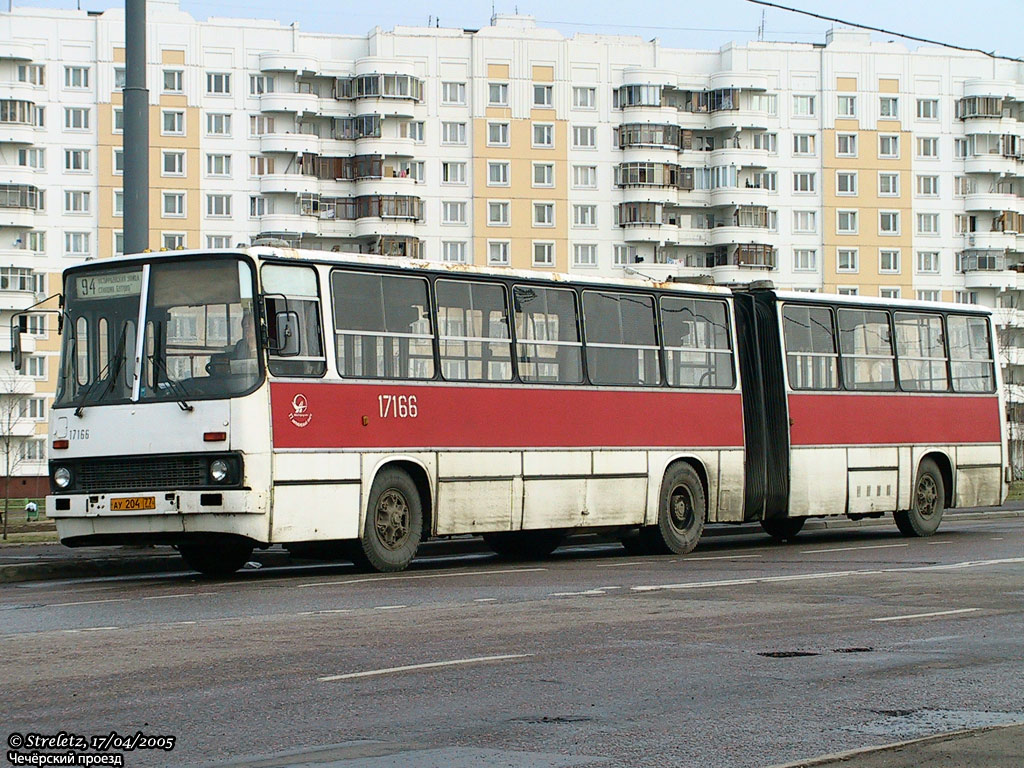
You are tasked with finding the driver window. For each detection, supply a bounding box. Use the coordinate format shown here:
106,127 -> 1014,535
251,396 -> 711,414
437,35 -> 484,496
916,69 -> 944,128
261,264 -> 327,377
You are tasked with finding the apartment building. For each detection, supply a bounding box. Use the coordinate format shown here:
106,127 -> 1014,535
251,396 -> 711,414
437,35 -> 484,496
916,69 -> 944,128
3,0 -> 1024,481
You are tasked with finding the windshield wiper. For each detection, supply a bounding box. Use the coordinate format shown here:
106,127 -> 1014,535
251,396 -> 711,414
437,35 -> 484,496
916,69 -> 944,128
147,353 -> 194,412
74,325 -> 129,417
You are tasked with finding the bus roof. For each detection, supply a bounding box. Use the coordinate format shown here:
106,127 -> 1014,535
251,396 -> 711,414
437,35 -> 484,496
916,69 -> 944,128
768,288 -> 994,316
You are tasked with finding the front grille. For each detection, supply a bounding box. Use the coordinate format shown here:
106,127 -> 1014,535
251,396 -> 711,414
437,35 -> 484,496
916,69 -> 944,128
76,456 -> 209,493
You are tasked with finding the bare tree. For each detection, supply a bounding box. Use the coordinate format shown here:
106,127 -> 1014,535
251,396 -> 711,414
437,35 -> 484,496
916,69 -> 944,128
0,371 -> 30,541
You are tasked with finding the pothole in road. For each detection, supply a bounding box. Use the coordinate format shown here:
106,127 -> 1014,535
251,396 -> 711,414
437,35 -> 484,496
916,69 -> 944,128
758,650 -> 820,658
833,647 -> 874,654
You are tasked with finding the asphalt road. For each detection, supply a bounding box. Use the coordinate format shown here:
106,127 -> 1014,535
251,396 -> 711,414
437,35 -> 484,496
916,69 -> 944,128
1,517 -> 1022,768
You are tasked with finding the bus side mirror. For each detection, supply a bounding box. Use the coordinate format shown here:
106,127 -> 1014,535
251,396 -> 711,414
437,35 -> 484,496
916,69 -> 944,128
10,315 -> 27,370
273,310 -> 301,356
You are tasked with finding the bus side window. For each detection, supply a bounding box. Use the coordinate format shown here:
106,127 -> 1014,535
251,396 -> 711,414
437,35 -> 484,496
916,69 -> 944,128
261,265 -> 327,378
838,308 -> 896,391
947,315 -> 995,392
331,270 -> 434,380
661,297 -> 734,388
582,290 -> 659,386
782,304 -> 838,390
513,285 -> 582,384
435,279 -> 512,382
894,312 -> 948,392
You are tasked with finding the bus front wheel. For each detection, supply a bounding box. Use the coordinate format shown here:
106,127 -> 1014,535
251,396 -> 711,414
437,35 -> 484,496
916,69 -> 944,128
760,516 -> 806,542
643,462 -> 706,555
178,536 -> 252,577
355,467 -> 423,572
895,459 -> 945,537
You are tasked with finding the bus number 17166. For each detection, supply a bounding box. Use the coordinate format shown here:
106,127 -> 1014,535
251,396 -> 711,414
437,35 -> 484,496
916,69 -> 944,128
378,394 -> 418,419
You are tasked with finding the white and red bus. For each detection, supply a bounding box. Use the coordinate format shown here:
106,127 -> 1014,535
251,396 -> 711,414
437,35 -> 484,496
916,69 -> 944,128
23,247 -> 1006,575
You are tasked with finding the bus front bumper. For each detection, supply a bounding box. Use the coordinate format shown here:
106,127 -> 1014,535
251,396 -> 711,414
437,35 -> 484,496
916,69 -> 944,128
47,489 -> 268,518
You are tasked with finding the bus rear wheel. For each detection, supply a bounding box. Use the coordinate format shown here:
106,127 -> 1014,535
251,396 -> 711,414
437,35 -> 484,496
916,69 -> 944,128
482,530 -> 565,560
639,462 -> 706,555
354,467 -> 423,572
760,517 -> 806,542
895,458 -> 945,537
178,536 -> 253,577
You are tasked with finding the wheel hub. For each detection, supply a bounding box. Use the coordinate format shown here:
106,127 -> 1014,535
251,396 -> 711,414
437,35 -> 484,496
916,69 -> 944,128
669,485 -> 694,532
917,475 -> 938,518
375,489 -> 410,550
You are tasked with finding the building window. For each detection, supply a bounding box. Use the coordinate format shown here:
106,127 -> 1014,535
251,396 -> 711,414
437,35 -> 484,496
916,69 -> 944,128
163,70 -> 183,93
838,287 -> 859,296
954,138 -> 968,158
64,149 -> 90,172
162,110 -> 184,135
916,251 -> 940,273
880,211 -> 900,235
917,290 -> 941,302
917,212 -> 940,235
64,66 -> 89,89
917,136 -> 939,159
572,125 -> 596,149
880,287 -> 901,299
837,95 -> 856,118
955,290 -> 978,305
613,245 -> 637,267
64,231 -> 90,256
573,86 -> 596,109
793,210 -> 817,233
917,98 -> 938,120
954,176 -> 972,196
487,161 -> 509,186
113,149 -> 123,175
488,82 -> 508,106
162,233 -> 185,250
793,94 -> 815,116
487,241 -> 510,266
162,151 -> 185,176
162,191 -> 185,217
793,172 -> 816,193
206,194 -> 232,217
63,107 -> 90,131
879,134 -> 899,158
250,75 -> 274,95
441,201 -> 466,224
206,153 -> 232,177
573,243 -> 597,268
249,155 -> 274,176
533,242 -> 554,267
573,165 -> 597,189
113,189 -> 123,217
879,96 -> 898,118
487,121 -> 510,146
533,162 -> 554,187
793,248 -> 817,271
441,121 -> 466,145
206,113 -> 231,136
18,148 -> 45,169
207,235 -> 232,248
441,81 -> 466,105
792,134 -> 815,155
442,161 -> 466,184
63,190 -> 90,214
250,115 -> 275,136
249,196 -> 272,217
573,204 -> 597,228
837,210 -> 858,234
442,241 -> 467,263
17,64 -> 45,86
487,201 -> 510,226
837,248 -> 858,272
533,84 -> 553,107
533,202 -> 554,227
27,231 -> 45,253
113,107 -> 123,133
206,72 -> 231,95
25,356 -> 46,378
836,171 -> 857,196
532,123 -> 554,148
836,133 -> 857,157
878,172 -> 900,196
112,67 -> 126,90
879,248 -> 901,273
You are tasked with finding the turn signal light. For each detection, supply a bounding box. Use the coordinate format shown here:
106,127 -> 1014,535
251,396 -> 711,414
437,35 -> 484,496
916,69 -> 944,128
52,439 -> 69,450
203,431 -> 227,442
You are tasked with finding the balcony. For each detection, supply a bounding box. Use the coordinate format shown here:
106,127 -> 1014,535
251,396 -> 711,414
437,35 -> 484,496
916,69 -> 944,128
259,91 -> 320,115
353,135 -> 415,157
964,270 -> 1017,290
621,185 -> 682,206
0,285 -> 38,312
259,133 -> 320,155
963,231 -> 1018,250
964,192 -> 1024,213
259,174 -> 320,195
350,98 -> 417,119
965,155 -> 1021,176
662,227 -> 708,246
709,225 -> 777,247
0,122 -> 35,144
0,42 -> 32,60
353,216 -> 420,239
0,207 -> 37,228
0,327 -> 36,354
620,222 -> 664,243
708,71 -> 769,92
353,174 -> 419,196
994,307 -> 1024,328
257,213 -> 319,237
709,146 -> 769,169
709,186 -> 768,208
709,109 -> 768,131
259,53 -> 319,75
1003,345 -> 1024,367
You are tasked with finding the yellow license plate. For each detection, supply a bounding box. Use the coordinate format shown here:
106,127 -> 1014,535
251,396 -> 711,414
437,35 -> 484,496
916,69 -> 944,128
110,496 -> 156,512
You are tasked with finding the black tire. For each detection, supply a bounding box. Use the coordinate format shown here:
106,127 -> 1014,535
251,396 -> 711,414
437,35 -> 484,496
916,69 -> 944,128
760,516 -> 806,542
895,458 -> 945,537
641,462 -> 706,555
483,530 -> 565,560
354,468 -> 423,572
178,536 -> 253,577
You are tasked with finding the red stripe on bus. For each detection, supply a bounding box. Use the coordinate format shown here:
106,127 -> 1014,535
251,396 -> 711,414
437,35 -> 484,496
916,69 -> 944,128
788,393 -> 1001,446
270,381 -> 745,449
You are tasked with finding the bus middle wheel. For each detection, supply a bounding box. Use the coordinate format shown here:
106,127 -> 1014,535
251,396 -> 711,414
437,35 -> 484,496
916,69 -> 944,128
894,458 -> 945,537
644,462 -> 706,555
355,467 -> 423,572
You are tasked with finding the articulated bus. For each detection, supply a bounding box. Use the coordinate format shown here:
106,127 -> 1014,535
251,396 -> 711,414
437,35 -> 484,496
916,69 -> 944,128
22,247 -> 1007,575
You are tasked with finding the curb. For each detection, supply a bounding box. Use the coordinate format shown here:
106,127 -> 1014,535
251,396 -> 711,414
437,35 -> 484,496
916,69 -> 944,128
1,509 -> 1020,585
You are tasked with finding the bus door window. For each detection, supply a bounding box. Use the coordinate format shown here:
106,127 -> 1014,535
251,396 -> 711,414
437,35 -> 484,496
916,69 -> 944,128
947,315 -> 995,392
75,317 -> 89,387
331,270 -> 434,379
582,290 -> 660,386
512,285 -> 582,384
661,297 -> 735,388
838,309 -> 896,390
261,265 -> 327,377
894,312 -> 948,392
781,304 -> 838,390
435,279 -> 512,382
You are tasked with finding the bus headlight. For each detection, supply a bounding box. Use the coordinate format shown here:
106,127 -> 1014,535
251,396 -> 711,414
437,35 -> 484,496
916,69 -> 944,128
209,459 -> 229,483
54,467 -> 72,489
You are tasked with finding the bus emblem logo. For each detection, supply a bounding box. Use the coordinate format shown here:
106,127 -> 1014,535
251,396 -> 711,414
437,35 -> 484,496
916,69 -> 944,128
289,394 -> 312,428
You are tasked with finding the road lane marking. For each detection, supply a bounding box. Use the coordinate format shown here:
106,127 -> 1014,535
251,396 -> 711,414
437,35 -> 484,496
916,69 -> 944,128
63,626 -> 119,633
991,537 -> 1005,541
685,554 -> 763,561
871,608 -> 980,623
142,592 -> 218,600
632,557 -> 1024,593
374,604 -> 407,610
596,561 -> 645,568
473,598 -> 497,603
802,544 -> 909,554
318,653 -> 532,682
298,567 -> 546,589
50,598 -> 129,608
297,609 -> 351,616
927,541 -> 954,545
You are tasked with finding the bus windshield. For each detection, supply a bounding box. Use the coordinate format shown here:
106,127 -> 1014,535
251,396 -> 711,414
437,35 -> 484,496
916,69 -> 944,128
54,257 -> 260,408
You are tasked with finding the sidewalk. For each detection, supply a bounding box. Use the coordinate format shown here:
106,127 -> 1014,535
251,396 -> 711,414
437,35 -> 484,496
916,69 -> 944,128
771,723 -> 1024,768
1,506 -> 1021,584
